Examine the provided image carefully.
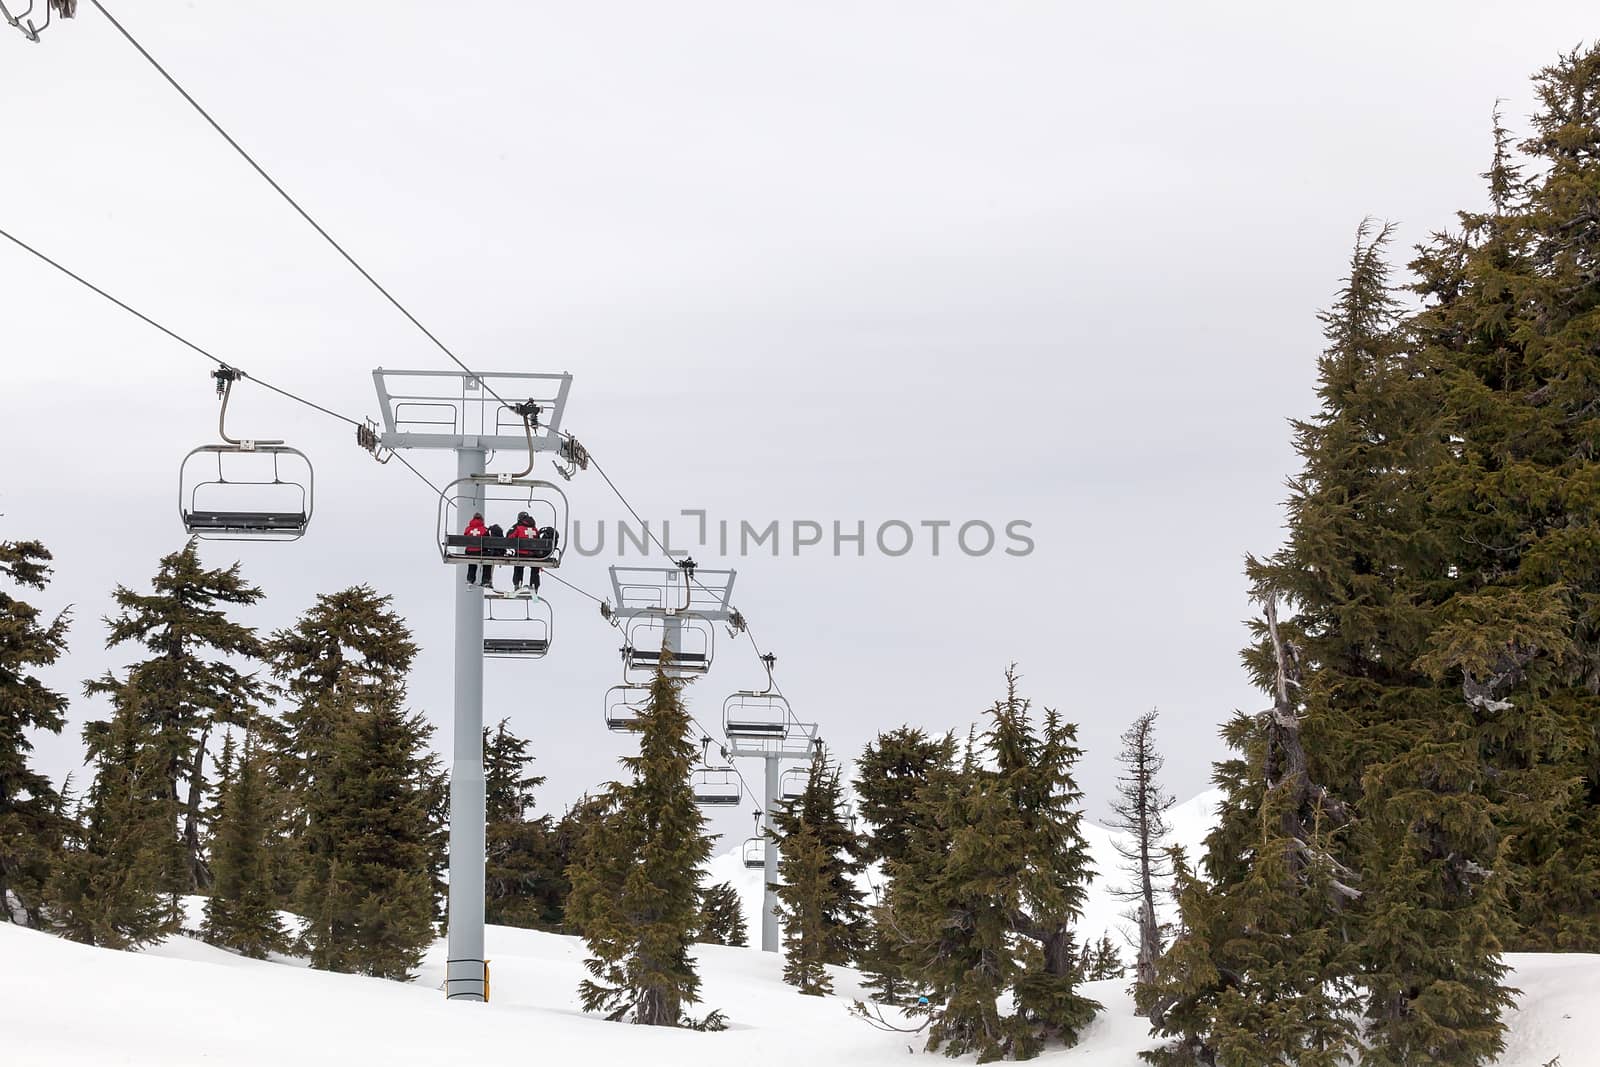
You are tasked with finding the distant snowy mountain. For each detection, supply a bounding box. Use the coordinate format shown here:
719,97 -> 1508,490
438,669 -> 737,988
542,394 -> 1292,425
708,789 -> 1225,963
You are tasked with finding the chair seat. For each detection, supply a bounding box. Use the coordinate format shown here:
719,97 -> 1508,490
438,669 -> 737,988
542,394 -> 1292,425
185,510 -> 306,531
484,639 -> 548,655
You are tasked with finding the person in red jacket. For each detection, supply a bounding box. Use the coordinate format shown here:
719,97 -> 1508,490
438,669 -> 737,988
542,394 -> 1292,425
509,511 -> 542,598
463,512 -> 489,587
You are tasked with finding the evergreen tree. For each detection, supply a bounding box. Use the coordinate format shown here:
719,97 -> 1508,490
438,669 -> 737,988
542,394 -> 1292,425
47,696 -> 176,948
1076,933 -> 1124,982
853,726 -> 955,1003
203,723 -> 285,958
566,667 -> 714,1026
696,881 -> 748,947
855,727 -> 957,869
1406,48 -> 1600,961
298,702 -> 441,978
268,587 -> 426,919
269,588 -> 440,978
84,540 -> 265,894
0,538 -> 71,926
777,824 -> 834,995
483,719 -> 564,930
895,669 -> 1099,1062
771,746 -> 868,973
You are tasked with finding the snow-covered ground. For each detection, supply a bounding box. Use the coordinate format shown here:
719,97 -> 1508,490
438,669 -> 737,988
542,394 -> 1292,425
3,906 -> 1593,1066
6,791 -> 1596,1066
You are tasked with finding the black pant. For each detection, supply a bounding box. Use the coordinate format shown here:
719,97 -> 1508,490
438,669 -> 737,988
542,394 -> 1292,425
467,563 -> 494,585
512,565 -> 540,590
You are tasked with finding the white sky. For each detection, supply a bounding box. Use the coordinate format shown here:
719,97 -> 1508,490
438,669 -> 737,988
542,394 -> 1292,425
3,2 -> 1595,845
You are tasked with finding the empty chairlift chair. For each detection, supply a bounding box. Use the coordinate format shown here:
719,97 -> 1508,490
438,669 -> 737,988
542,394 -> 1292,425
483,595 -> 552,659
178,368 -> 313,541
691,766 -> 743,807
603,683 -> 650,733
622,614 -> 714,677
780,765 -> 809,802
742,837 -> 768,870
723,690 -> 791,740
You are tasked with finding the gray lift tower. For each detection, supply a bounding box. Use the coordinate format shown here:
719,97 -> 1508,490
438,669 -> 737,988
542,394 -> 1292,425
373,368 -> 575,1002
722,656 -> 820,953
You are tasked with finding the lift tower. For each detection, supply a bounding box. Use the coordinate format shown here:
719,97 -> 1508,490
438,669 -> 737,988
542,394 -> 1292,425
722,658 -> 820,953
373,369 -> 574,1002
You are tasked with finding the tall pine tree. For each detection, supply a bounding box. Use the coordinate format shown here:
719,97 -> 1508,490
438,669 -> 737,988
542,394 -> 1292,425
771,744 -> 868,982
894,669 -> 1099,1062
566,667 -> 713,1026
853,726 -> 955,1004
84,540 -> 265,895
484,719 -> 564,930
203,721 -> 286,958
269,587 -> 441,978
48,695 -> 176,948
0,538 -> 71,927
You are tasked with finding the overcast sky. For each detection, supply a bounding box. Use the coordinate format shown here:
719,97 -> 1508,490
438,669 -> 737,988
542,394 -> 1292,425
3,2 -> 1595,846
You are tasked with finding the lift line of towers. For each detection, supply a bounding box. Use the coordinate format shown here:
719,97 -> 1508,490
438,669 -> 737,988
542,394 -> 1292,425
177,365 -> 824,999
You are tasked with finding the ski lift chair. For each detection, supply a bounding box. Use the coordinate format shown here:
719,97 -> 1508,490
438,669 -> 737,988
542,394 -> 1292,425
483,595 -> 552,659
691,766 -> 743,807
722,691 -> 792,739
604,683 -> 650,732
621,614 -> 714,677
178,368 -> 313,541
742,837 -> 769,870
439,477 -> 568,568
780,765 -> 809,802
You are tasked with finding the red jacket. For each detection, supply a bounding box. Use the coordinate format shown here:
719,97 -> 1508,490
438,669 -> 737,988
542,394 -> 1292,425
509,522 -> 537,558
463,516 -> 488,554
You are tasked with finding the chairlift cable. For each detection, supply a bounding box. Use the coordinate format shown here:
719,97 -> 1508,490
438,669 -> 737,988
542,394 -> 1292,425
84,0 -> 530,419
0,221 -> 479,533
0,223 -> 361,431
30,0 -> 816,738
98,0 -> 813,724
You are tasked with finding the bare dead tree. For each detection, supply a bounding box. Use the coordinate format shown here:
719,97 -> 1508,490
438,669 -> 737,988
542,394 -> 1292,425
1109,708 -> 1175,1007
1259,595 -> 1359,905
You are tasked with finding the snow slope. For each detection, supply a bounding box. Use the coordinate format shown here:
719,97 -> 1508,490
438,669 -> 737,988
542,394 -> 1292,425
4,792 -> 1591,1066
2,914 -> 1594,1066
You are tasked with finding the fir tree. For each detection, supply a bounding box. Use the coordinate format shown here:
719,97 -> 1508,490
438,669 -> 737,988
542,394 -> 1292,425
855,727 -> 958,869
1406,47 -> 1600,962
1109,708 -> 1175,1005
84,540 -> 265,894
298,702 -> 441,978
566,667 -> 713,1026
483,719 -> 563,930
696,881 -> 748,947
48,696 -> 176,948
270,588 -> 440,978
1076,934 -> 1124,982
203,723 -> 286,959
771,746 -> 868,973
895,669 -> 1099,1062
268,586 -> 426,923
0,538 -> 71,926
777,824 -> 834,995
853,726 -> 955,1003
